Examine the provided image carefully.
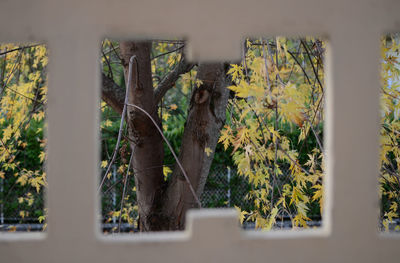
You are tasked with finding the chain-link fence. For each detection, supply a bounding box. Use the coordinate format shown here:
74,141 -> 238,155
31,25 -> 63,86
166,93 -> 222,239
201,166 -> 252,209
99,165 -> 252,232
0,177 -> 45,231
0,164 -> 333,232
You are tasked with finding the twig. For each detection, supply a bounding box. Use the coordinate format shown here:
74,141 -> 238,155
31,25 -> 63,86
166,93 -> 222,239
1,49 -> 24,96
266,40 -> 284,85
154,56 -> 194,104
151,45 -> 184,60
303,114 -> 324,153
152,39 -> 185,44
98,56 -> 137,192
117,151 -> 133,232
101,45 -> 114,80
126,102 -> 202,208
3,85 -> 44,104
286,49 -> 312,85
0,44 -> 40,57
261,38 -> 271,91
300,40 -> 324,90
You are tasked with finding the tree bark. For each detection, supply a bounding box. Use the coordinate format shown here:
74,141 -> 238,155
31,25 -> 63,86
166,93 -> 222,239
102,41 -> 229,231
120,41 -> 167,231
162,63 -> 229,230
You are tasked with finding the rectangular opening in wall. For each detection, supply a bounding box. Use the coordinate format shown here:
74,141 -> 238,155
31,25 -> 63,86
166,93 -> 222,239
380,34 -> 400,233
0,43 -> 48,233
98,37 -> 326,234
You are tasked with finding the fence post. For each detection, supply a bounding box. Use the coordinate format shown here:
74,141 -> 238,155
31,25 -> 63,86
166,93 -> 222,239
0,177 -> 3,225
112,165 -> 117,224
227,166 -> 231,207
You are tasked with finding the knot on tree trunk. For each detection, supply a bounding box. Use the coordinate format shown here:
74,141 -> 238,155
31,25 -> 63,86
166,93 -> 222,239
194,89 -> 210,104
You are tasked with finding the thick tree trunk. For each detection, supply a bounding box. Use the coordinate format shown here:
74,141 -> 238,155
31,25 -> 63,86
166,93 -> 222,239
120,41 -> 167,231
105,41 -> 229,231
162,63 -> 229,230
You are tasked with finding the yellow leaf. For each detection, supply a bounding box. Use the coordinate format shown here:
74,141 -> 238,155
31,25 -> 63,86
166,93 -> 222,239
38,216 -> 45,223
2,125 -> 13,141
195,79 -> 203,87
101,101 -> 107,112
234,206 -> 248,224
218,126 -> 233,150
265,207 -> 279,230
104,120 -> 113,127
101,160 -> 108,168
170,104 -> 178,110
19,211 -> 25,219
162,112 -> 170,121
27,197 -> 34,206
16,174 -> 28,186
118,165 -> 125,174
204,147 -> 213,157
163,166 -> 172,180
227,64 -> 244,82
8,226 -> 17,232
39,151 -> 46,162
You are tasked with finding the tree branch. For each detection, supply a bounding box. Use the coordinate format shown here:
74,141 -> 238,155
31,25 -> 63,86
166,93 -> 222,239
154,57 -> 194,104
0,44 -> 40,57
101,73 -> 125,115
151,45 -> 184,60
126,102 -> 201,208
98,56 -> 137,192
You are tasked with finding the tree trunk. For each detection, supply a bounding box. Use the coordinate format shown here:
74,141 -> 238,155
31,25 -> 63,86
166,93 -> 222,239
108,41 -> 229,231
162,63 -> 229,230
120,41 -> 167,231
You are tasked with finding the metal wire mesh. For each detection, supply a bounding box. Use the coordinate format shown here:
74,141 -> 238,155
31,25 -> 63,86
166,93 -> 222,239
201,166 -> 252,209
99,165 -> 252,232
0,177 -> 45,231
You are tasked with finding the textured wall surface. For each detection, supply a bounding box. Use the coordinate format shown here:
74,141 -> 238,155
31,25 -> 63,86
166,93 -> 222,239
0,0 -> 399,262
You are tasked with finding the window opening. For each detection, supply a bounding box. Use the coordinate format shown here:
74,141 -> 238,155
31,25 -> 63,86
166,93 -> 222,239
98,37 -> 325,234
0,43 -> 48,232
380,34 -> 400,233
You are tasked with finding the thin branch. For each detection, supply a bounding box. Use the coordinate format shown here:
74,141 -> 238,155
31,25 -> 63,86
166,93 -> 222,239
154,56 -> 194,104
304,114 -> 324,153
3,84 -> 44,104
109,42 -> 122,62
231,99 -> 311,176
286,49 -> 312,85
266,40 -> 284,85
98,56 -> 137,192
1,49 -> 24,97
272,38 -> 280,207
381,87 -> 399,99
126,102 -> 202,208
117,151 -> 133,233
151,45 -> 184,60
102,46 -> 114,80
101,73 -> 125,115
261,38 -> 271,91
0,44 -> 40,57
151,39 -> 185,44
300,40 -> 324,90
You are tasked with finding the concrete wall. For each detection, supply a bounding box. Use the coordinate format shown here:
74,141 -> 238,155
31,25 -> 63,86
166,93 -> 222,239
0,0 -> 399,262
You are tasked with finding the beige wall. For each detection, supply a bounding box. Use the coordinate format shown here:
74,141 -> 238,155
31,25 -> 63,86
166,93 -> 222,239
0,0 -> 399,262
